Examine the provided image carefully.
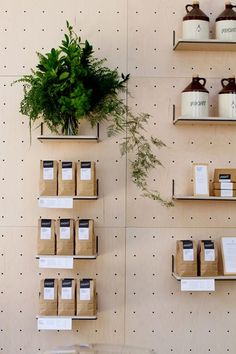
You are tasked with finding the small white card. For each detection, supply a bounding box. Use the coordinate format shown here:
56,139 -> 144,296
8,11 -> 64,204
79,228 -> 89,240
221,190 -> 233,197
80,288 -> 91,301
40,227 -> 51,240
204,249 -> 215,262
38,197 -> 73,209
39,257 -> 73,269
221,237 -> 236,274
60,227 -> 70,239
61,288 -> 72,300
220,182 -> 233,190
43,167 -> 54,180
183,249 -> 194,261
44,288 -> 54,300
181,279 -> 215,292
194,164 -> 209,196
37,317 -> 72,330
62,168 -> 73,180
80,168 -> 91,181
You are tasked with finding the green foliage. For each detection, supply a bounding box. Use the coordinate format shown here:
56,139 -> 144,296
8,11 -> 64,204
14,21 -> 172,206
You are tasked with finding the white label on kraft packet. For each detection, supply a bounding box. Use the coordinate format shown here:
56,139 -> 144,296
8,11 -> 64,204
40,227 -> 51,240
62,168 -> 72,180
43,167 -> 54,180
44,288 -> 54,300
79,228 -> 89,240
80,168 -> 91,180
61,287 -> 72,300
183,249 -> 194,261
204,249 -> 215,262
80,288 -> 91,301
60,227 -> 70,239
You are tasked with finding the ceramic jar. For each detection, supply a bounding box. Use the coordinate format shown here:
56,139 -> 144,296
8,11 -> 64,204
181,76 -> 209,117
218,77 -> 236,118
182,1 -> 210,40
216,2 -> 236,41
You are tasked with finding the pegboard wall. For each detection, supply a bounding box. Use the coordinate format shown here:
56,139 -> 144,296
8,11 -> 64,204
1,0 -> 236,353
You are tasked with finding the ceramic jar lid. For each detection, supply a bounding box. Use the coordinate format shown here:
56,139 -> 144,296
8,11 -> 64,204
219,77 -> 236,94
216,2 -> 236,22
183,1 -> 209,22
182,76 -> 209,93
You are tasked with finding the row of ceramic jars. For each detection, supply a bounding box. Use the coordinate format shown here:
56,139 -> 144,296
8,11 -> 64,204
181,76 -> 236,117
183,1 -> 236,40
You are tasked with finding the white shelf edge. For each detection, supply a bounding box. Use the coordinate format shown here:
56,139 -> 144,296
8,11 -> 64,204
174,116 -> 236,125
172,272 -> 236,281
173,195 -> 236,201
174,39 -> 236,51
37,315 -> 97,320
37,135 -> 99,142
36,255 -> 97,260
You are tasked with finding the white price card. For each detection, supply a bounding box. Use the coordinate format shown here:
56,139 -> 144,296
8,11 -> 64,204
43,167 -> 54,180
39,257 -> 73,269
80,168 -> 91,180
79,228 -> 89,240
221,190 -> 233,197
38,197 -> 73,209
62,168 -> 72,180
220,182 -> 233,190
194,164 -> 209,196
221,237 -> 236,274
181,279 -> 215,292
80,288 -> 91,300
37,317 -> 72,330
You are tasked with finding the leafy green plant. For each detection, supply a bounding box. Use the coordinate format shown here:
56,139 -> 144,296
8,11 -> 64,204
14,22 -> 173,206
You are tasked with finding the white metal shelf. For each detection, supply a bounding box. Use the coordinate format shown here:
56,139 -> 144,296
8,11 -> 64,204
172,272 -> 236,281
173,38 -> 236,52
174,116 -> 236,126
38,135 -> 99,142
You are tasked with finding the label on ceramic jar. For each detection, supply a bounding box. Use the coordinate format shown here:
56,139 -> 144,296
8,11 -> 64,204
216,20 -> 236,41
219,93 -> 236,118
182,20 -> 209,40
181,91 -> 209,118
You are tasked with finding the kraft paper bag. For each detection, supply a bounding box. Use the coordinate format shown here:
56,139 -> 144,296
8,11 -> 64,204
76,279 -> 96,316
39,160 -> 58,196
214,168 -> 236,183
200,240 -> 218,276
58,161 -> 76,196
176,240 -> 197,277
76,161 -> 96,196
75,219 -> 95,256
39,279 -> 58,316
58,279 -> 76,316
56,219 -> 74,255
37,219 -> 55,255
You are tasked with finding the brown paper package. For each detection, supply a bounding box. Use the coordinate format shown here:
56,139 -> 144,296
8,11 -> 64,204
76,161 -> 96,196
39,160 -> 58,196
214,168 -> 236,183
213,182 -> 236,190
56,219 -> 74,255
58,279 -> 76,316
39,279 -> 58,316
76,279 -> 96,316
75,219 -> 95,256
176,240 -> 197,277
213,189 -> 236,197
38,219 -> 55,255
200,240 -> 218,276
58,161 -> 76,196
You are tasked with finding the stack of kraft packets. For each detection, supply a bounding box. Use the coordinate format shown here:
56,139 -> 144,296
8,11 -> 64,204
213,168 -> 236,197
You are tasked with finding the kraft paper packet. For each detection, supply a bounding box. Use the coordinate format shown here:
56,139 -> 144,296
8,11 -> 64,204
58,161 -> 76,196
76,161 -> 96,196
37,219 -> 55,255
39,279 -> 58,316
58,279 -> 76,316
56,219 -> 74,255
76,279 -> 96,316
214,168 -> 236,183
39,160 -> 58,196
75,219 -> 95,256
200,240 -> 218,276
176,240 -> 197,276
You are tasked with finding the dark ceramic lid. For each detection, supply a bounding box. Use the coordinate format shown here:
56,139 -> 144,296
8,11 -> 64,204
219,77 -> 236,94
183,2 -> 209,22
182,76 -> 209,93
216,2 -> 236,22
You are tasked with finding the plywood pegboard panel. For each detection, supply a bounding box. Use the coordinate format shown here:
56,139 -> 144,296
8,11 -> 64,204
1,0 -> 236,353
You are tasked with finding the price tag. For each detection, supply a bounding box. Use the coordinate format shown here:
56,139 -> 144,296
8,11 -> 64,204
38,197 -> 73,209
39,257 -> 73,269
181,279 -> 215,292
37,317 -> 72,330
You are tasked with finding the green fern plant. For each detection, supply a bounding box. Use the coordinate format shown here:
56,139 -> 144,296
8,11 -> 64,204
13,22 -> 173,206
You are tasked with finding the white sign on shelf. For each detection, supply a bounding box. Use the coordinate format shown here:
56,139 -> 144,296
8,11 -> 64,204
38,197 -> 73,209
181,279 -> 215,292
37,317 -> 72,330
39,256 -> 74,269
221,237 -> 236,275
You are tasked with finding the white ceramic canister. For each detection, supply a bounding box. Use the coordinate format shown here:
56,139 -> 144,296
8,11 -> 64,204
181,76 -> 209,117
216,2 -> 236,41
182,1 -> 210,40
218,77 -> 236,118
